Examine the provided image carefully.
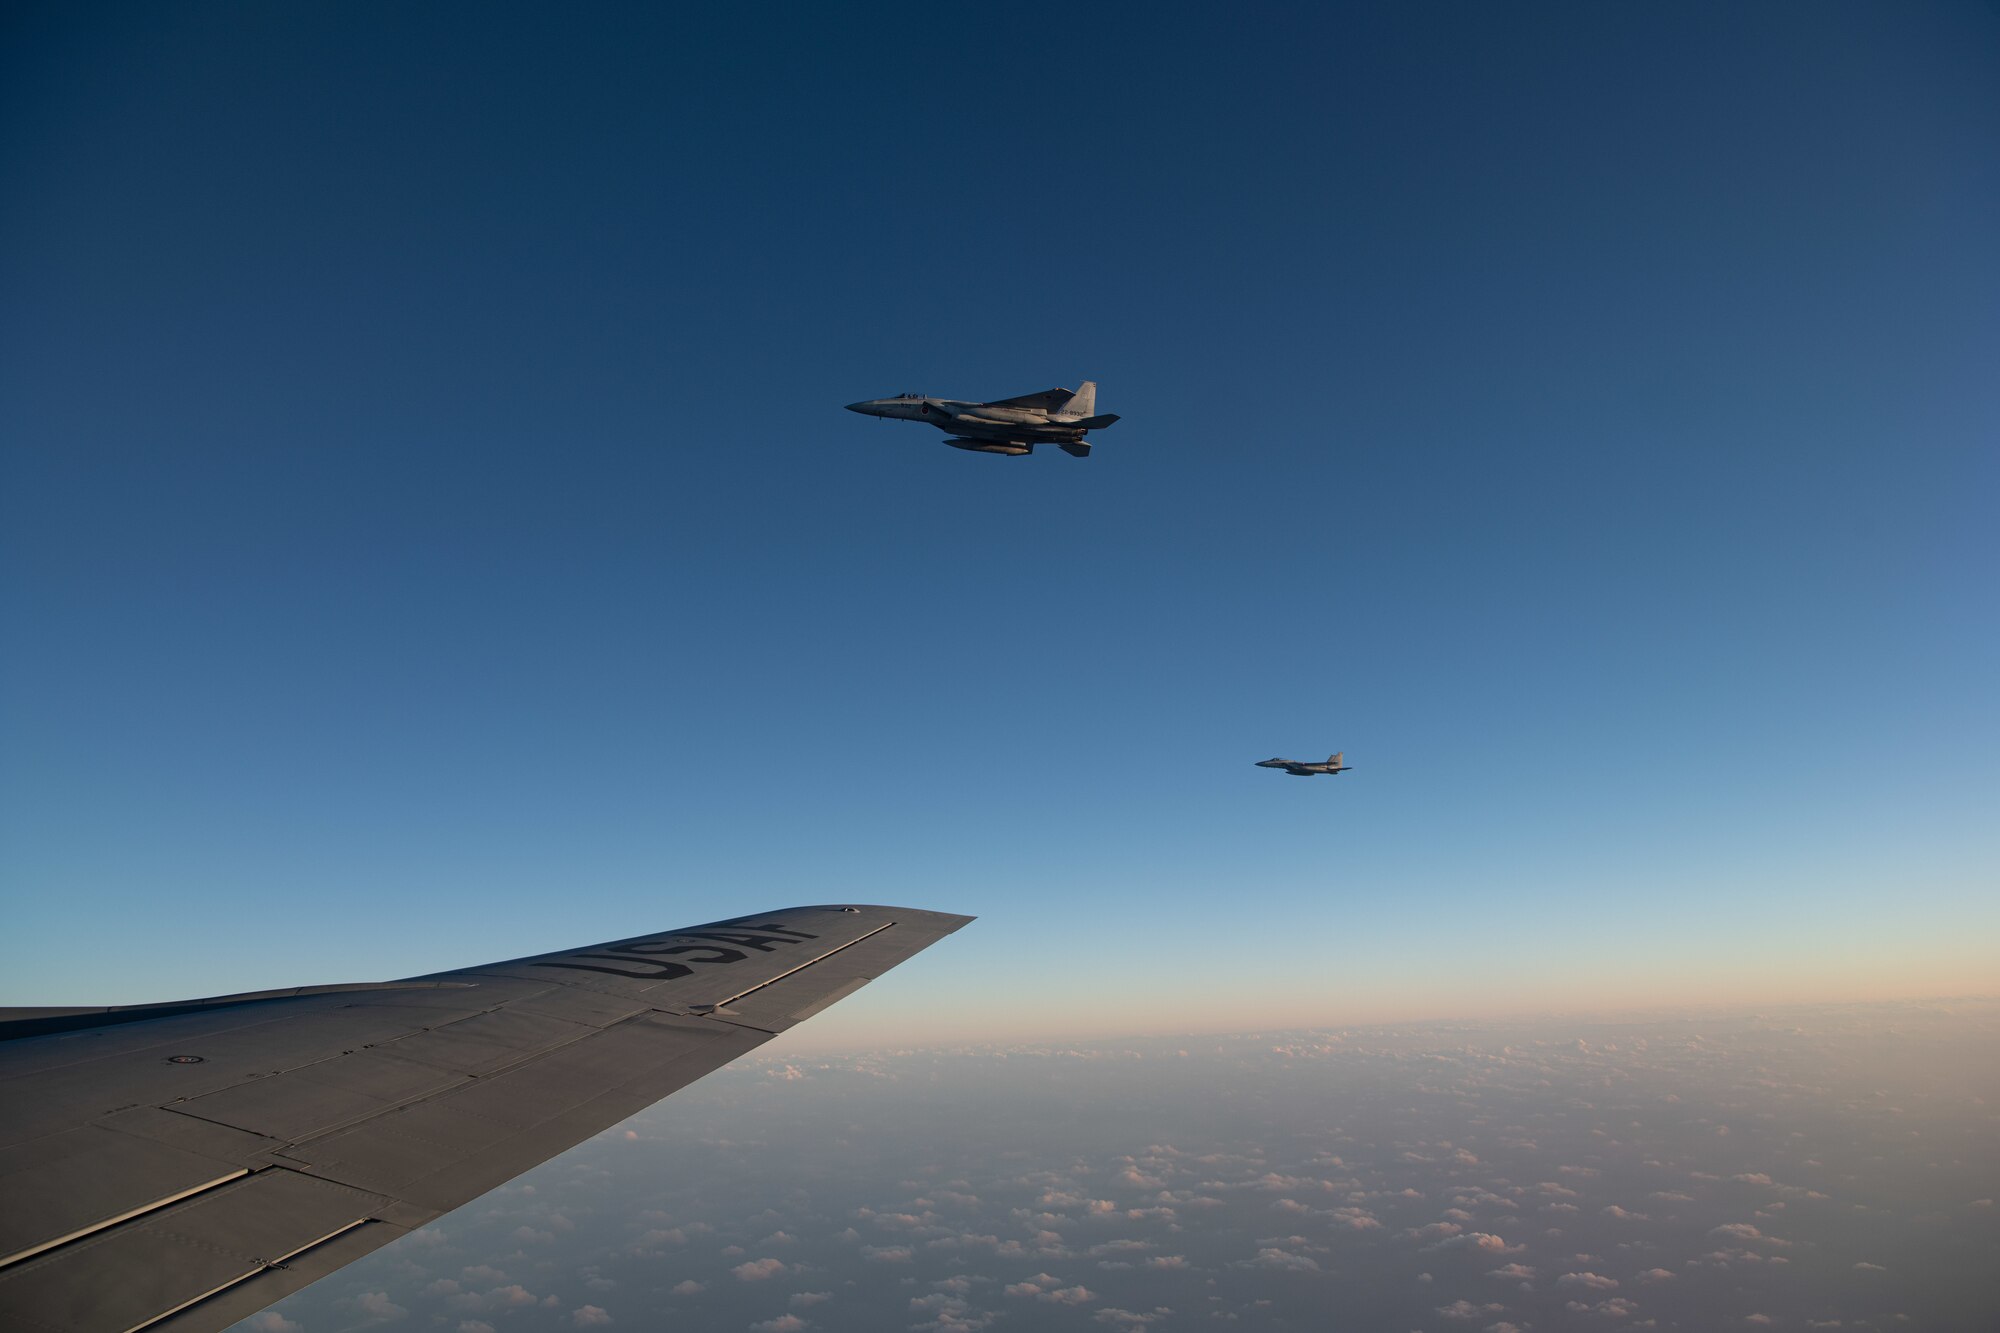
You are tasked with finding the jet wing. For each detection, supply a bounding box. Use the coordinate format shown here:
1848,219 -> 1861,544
0,903 -> 972,1333
983,386 -> 1074,411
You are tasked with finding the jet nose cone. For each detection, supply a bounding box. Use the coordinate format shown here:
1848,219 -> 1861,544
844,401 -> 874,415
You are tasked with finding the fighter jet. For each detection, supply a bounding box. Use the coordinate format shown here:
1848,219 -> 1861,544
844,380 -> 1120,457
1256,751 -> 1353,777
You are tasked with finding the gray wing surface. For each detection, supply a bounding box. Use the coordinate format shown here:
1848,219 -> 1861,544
984,386 -> 1074,411
0,903 -> 972,1333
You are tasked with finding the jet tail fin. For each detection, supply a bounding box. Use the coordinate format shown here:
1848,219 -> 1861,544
1065,380 -> 1097,417
1329,752 -> 1344,767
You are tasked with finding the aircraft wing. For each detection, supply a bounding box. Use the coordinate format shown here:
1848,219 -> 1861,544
0,903 -> 972,1333
984,386 -> 1074,411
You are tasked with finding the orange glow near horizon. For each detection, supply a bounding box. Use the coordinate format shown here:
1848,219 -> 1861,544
774,947 -> 2000,1053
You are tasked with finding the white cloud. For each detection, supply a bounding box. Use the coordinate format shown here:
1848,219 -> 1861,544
1437,1300 -> 1504,1319
571,1307 -> 612,1327
1040,1286 -> 1096,1306
1411,1222 -> 1463,1241
485,1286 -> 539,1309
749,1317 -> 808,1333
355,1292 -> 407,1320
671,1280 -> 705,1296
907,1290 -> 998,1332
733,1258 -> 789,1281
1426,1232 -> 1519,1254
1709,1223 -> 1788,1246
1556,1272 -> 1619,1291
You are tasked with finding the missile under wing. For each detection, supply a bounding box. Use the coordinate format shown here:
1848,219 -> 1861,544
0,904 -> 972,1333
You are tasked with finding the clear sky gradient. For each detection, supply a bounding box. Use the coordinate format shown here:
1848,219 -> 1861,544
3,2 -> 1995,1045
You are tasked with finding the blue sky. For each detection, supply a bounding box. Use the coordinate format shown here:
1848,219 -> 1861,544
3,2 -> 1996,1040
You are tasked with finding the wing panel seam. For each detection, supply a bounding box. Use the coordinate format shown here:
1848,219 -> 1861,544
699,921 -> 897,1011
0,1168 -> 251,1272
121,1217 -> 372,1333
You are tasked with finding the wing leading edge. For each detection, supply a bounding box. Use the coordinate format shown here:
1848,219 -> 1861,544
0,903 -> 972,1333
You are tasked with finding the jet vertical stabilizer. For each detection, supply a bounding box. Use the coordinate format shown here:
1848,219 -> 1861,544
1065,380 -> 1098,417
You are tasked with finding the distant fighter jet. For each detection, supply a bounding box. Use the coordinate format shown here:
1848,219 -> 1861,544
845,381 -> 1120,457
1256,752 -> 1352,777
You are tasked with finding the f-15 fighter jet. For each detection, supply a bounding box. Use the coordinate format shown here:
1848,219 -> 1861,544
845,380 -> 1119,457
1256,751 -> 1353,777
